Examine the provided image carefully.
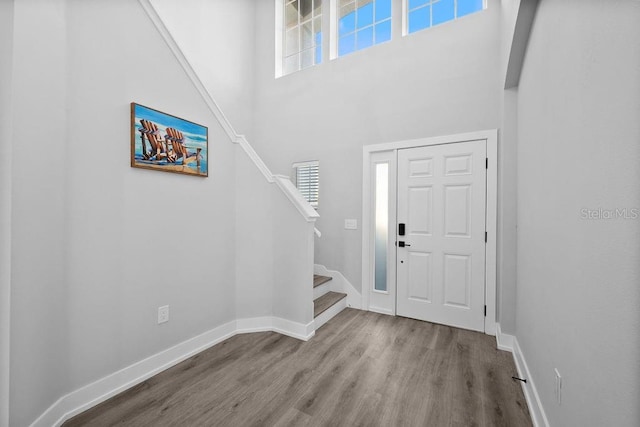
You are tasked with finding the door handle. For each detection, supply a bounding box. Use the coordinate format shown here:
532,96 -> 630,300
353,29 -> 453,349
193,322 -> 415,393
398,241 -> 411,247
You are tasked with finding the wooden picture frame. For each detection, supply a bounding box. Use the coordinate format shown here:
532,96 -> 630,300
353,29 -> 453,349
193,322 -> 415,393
130,103 -> 208,177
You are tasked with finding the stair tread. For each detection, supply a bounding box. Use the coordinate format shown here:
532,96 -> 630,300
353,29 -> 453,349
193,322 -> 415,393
314,291 -> 347,318
313,274 -> 333,288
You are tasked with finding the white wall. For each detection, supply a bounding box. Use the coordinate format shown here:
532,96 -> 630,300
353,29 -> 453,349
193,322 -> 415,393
497,0 -> 522,334
150,0 -> 275,323
149,0 -> 318,327
235,150 -> 316,327
63,0 -> 239,391
150,0 -> 256,138
516,1 -> 640,426
252,0 -> 502,299
8,0 -> 239,424
9,1 -> 70,425
498,87 -> 518,334
0,1 -> 15,425
235,150 -> 275,319
7,1 -> 320,423
271,186 -> 315,325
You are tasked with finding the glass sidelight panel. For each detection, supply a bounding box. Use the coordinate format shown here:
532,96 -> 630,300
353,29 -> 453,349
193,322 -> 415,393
374,163 -> 389,291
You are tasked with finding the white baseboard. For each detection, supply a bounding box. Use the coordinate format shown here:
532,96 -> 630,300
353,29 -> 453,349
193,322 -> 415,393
272,317 -> 315,341
31,320 -> 237,427
236,317 -> 314,342
314,264 -> 362,309
236,316 -> 274,334
32,316 -> 313,427
494,323 -> 549,427
368,306 -> 394,316
495,322 -> 515,352
511,338 -> 550,427
313,296 -> 347,330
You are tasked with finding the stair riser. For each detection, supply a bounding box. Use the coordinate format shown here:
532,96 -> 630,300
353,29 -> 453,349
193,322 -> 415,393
313,297 -> 347,330
313,281 -> 332,299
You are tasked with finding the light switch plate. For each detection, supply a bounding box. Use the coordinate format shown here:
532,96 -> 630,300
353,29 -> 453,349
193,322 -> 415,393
344,219 -> 358,230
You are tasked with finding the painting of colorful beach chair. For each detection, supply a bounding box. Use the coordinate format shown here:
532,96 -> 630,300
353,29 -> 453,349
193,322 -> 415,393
131,103 -> 208,177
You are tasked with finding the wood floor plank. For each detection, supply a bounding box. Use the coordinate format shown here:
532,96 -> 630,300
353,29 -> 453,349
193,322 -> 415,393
64,309 -> 532,427
271,408 -> 313,427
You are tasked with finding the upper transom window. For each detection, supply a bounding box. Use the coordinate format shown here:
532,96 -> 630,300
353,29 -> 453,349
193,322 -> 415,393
338,0 -> 392,57
276,0 -> 488,77
407,0 -> 485,34
283,0 -> 323,76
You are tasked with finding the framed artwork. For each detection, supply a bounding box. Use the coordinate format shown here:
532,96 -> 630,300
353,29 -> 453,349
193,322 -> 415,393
131,103 -> 208,177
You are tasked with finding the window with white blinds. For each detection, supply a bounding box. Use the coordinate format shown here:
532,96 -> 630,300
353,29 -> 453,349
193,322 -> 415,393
293,161 -> 319,208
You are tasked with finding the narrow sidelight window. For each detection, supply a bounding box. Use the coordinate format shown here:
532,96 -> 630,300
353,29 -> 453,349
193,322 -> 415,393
374,162 -> 388,291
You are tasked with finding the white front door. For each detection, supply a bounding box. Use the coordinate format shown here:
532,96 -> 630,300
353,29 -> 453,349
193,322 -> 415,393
396,140 -> 487,332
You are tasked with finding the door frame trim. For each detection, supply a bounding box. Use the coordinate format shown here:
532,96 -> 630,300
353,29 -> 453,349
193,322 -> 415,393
361,129 -> 498,335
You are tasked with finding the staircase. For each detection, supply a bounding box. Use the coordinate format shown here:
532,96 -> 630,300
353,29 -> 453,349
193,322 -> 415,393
313,274 -> 347,330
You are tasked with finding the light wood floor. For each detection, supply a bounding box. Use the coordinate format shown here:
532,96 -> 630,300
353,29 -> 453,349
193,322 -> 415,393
64,309 -> 532,427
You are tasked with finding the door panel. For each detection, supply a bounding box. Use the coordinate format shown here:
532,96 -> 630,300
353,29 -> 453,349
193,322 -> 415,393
408,186 -> 432,234
408,158 -> 433,177
407,251 -> 432,302
444,184 -> 471,237
396,140 -> 486,332
443,253 -> 471,308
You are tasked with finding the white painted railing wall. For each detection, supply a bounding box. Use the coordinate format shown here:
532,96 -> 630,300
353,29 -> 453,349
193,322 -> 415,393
139,0 -> 319,330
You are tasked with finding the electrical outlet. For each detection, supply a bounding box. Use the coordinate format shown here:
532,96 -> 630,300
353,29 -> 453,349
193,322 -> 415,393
344,219 -> 358,230
158,305 -> 169,324
554,368 -> 562,405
